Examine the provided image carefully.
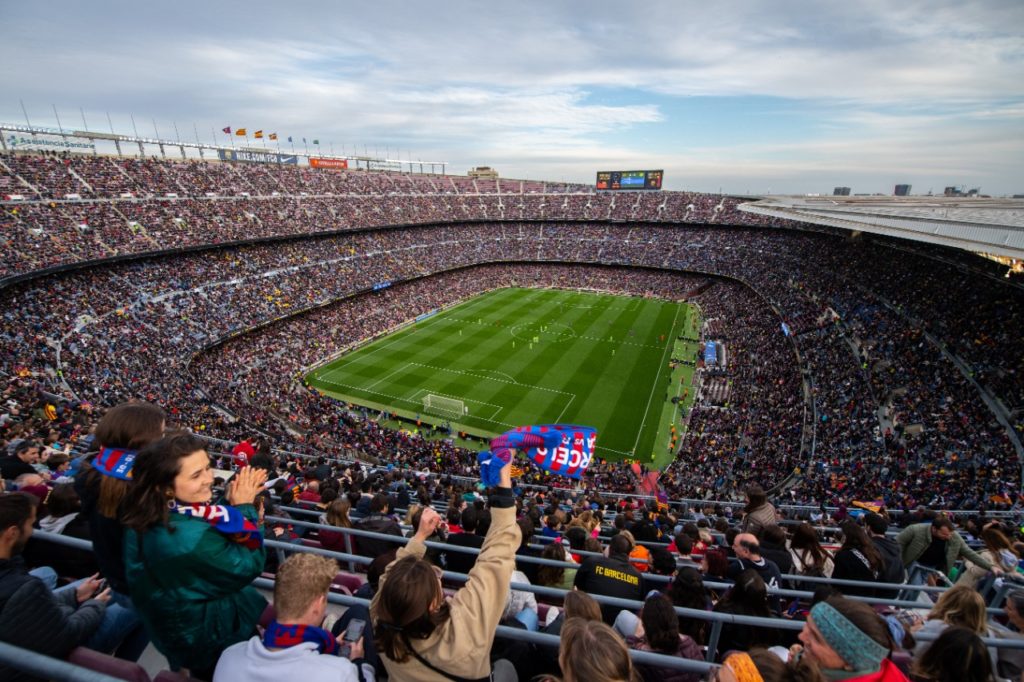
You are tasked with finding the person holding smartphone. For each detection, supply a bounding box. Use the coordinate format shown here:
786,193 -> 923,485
214,552 -> 374,682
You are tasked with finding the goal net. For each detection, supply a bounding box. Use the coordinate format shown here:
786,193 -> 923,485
422,394 -> 467,418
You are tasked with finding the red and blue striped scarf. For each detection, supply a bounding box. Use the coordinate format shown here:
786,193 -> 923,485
262,620 -> 339,655
172,503 -> 263,549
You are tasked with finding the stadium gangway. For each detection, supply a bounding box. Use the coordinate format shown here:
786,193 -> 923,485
273,507 -> 956,597
33,530 -> 1024,672
0,641 -> 122,682
267,515 -> 977,610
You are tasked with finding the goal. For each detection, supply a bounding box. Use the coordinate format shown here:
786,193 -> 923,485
422,394 -> 467,418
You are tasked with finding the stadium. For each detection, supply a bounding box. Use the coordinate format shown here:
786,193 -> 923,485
3,3 -> 1024,681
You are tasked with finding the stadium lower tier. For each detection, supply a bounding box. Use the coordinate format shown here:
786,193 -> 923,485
0,222 -> 1020,509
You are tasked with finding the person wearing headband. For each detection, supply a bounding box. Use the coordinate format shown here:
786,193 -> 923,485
791,597 -> 909,681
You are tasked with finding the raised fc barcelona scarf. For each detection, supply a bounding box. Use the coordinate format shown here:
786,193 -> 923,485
480,424 -> 597,486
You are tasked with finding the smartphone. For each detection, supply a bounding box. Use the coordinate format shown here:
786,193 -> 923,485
339,618 -> 365,658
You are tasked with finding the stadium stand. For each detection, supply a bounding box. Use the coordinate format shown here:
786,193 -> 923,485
2,150 -> 1024,680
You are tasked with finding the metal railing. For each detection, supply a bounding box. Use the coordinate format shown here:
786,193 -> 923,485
0,641 -> 123,682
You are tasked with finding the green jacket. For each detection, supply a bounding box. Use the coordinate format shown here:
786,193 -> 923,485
896,522 -> 992,575
124,504 -> 267,671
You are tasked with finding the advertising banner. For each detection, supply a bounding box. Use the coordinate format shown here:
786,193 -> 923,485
309,157 -> 348,169
5,132 -> 95,153
218,149 -> 298,164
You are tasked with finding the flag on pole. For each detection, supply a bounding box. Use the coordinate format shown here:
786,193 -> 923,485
313,139 -> 319,145
288,136 -> 293,143
302,137 -> 306,144
269,133 -> 277,140
222,126 -> 231,134
236,128 -> 247,136
254,130 -> 264,139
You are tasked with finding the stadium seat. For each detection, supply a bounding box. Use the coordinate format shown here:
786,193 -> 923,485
67,646 -> 152,682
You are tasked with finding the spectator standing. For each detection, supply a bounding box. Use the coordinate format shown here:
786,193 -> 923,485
371,456 -> 519,682
740,484 -> 778,537
123,433 -> 268,680
896,517 -> 998,580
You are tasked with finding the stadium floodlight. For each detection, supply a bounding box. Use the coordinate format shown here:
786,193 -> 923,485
422,394 -> 466,419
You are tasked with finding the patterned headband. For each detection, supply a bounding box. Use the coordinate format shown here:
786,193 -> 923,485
810,601 -> 889,673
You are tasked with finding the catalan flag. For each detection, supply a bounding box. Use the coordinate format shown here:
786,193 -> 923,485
235,128 -> 247,136
254,130 -> 264,139
268,133 -> 277,140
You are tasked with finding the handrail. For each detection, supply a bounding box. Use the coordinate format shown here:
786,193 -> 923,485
0,641 -> 123,682
29,528 -> 1024,678
267,515 -> 957,596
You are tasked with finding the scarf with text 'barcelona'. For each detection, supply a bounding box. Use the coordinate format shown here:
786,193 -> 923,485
481,424 -> 597,486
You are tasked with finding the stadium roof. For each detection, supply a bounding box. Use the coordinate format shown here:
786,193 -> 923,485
739,196 -> 1024,260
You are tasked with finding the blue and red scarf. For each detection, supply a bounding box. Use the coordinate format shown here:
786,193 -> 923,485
93,447 -> 137,480
172,503 -> 263,549
262,620 -> 339,655
480,424 -> 597,486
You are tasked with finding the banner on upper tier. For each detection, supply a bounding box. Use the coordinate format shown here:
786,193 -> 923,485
309,157 -> 348,169
218,149 -> 298,164
5,132 -> 95,153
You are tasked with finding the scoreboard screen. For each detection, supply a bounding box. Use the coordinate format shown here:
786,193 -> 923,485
596,169 -> 663,191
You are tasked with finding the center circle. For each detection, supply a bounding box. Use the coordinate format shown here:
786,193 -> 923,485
509,321 -> 577,343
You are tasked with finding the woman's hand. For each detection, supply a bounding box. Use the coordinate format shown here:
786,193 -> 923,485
415,506 -> 442,542
227,466 -> 268,506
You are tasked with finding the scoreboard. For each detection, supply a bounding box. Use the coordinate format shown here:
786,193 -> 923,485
596,169 -> 663,191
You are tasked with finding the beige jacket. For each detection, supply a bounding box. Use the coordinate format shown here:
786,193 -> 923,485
375,504 -> 520,682
741,503 -> 778,537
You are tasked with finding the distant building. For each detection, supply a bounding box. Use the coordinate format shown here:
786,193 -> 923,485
467,166 -> 498,179
894,184 -> 911,196
833,186 -> 851,196
944,186 -> 964,197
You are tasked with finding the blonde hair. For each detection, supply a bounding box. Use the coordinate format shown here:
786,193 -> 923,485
928,585 -> 987,634
558,618 -> 638,682
274,553 -> 339,620
404,503 -> 422,527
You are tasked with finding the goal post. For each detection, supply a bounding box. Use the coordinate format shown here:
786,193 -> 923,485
422,394 -> 467,418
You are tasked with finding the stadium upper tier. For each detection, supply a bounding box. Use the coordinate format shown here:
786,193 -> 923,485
0,152 -> 799,281
2,212 -> 1022,509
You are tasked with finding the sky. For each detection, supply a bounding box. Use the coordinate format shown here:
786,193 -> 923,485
2,0 -> 1023,195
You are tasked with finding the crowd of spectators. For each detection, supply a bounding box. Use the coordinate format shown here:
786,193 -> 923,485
1,151 -> 1022,511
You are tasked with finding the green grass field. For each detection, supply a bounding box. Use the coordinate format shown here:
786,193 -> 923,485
305,287 -> 700,467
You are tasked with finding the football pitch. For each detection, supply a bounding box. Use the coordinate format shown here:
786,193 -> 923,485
305,287 -> 700,465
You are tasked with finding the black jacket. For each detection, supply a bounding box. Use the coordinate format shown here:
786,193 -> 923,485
574,553 -> 644,624
442,532 -> 485,574
354,513 -> 403,559
74,468 -> 129,594
0,556 -> 106,682
872,535 -> 906,585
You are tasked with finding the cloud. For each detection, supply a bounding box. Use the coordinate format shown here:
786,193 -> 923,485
0,0 -> 1021,193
